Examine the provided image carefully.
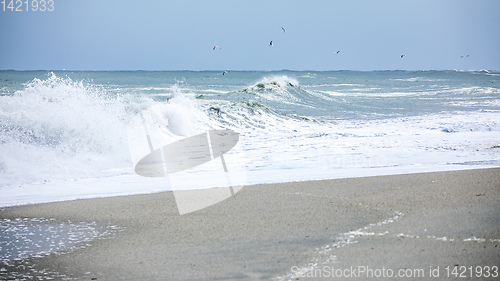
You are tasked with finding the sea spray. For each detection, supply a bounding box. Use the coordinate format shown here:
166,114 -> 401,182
0,73 -> 134,186
0,73 -> 221,187
160,84 -> 211,136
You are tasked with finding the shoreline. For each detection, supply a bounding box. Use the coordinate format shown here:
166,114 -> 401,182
1,168 -> 499,280
1,165 -> 497,209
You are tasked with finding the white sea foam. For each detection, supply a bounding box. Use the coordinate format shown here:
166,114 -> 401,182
391,77 -> 449,82
0,74 -> 136,187
0,217 -> 123,279
244,75 -> 301,105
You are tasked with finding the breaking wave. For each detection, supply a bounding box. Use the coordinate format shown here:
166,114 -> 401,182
0,74 -> 138,186
1,71 -> 499,189
0,73 -> 307,187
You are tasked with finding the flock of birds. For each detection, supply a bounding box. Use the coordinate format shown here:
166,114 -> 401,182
211,27 -> 471,75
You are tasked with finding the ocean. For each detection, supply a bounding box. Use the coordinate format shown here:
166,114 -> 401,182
1,70 -> 499,206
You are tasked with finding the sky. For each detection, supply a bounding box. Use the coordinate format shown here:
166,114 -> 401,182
1,0 -> 499,71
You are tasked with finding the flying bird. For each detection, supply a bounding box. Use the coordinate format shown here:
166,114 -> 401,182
213,45 -> 221,50
281,27 -> 286,33
460,55 -> 470,58
401,54 -> 406,58
269,41 -> 273,46
223,71 -> 228,75
334,50 -> 340,54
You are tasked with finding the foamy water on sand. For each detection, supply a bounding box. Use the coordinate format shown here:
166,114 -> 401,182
0,218 -> 123,280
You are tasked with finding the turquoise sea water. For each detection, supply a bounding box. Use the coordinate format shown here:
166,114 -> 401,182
0,70 -> 499,205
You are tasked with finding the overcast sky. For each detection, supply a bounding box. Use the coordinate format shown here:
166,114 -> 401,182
1,0 -> 499,71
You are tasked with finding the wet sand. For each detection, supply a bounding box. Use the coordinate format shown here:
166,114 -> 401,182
1,168 -> 499,280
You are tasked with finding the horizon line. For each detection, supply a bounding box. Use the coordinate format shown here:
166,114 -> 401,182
1,68 -> 498,72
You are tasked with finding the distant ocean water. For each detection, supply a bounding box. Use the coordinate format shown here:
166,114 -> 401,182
1,70 -> 499,206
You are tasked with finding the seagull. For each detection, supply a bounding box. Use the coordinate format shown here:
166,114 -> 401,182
334,50 -> 340,54
213,45 -> 221,50
281,27 -> 286,33
223,71 -> 228,75
269,41 -> 273,46
401,54 -> 406,58
460,55 -> 470,58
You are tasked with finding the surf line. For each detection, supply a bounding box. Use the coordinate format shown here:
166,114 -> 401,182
275,211 -> 404,281
206,130 -> 234,196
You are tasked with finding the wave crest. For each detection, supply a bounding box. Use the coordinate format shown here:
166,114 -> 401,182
0,73 -> 135,186
242,76 -> 302,104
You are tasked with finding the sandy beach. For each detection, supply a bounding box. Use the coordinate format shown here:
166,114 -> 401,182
1,167 -> 499,280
